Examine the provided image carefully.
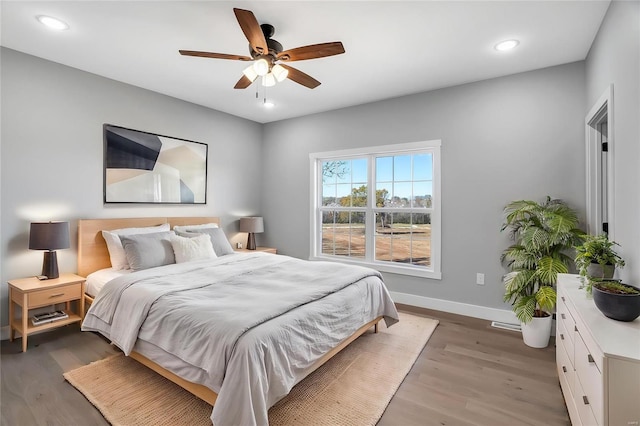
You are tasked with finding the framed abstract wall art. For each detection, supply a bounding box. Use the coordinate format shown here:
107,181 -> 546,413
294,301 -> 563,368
103,124 -> 208,204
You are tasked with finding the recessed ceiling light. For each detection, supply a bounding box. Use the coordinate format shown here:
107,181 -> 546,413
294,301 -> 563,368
36,15 -> 69,31
494,39 -> 519,52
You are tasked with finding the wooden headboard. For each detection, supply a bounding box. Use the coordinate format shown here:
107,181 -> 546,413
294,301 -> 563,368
77,217 -> 221,277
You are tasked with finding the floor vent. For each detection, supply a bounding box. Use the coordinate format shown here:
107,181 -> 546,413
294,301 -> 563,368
491,321 -> 521,332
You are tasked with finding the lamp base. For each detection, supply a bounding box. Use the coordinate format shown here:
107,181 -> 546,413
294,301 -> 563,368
42,251 -> 59,279
246,233 -> 257,250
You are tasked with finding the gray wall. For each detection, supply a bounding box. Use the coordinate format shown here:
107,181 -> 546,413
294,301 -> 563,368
0,48 -> 263,326
585,0 -> 640,285
261,62 -> 587,312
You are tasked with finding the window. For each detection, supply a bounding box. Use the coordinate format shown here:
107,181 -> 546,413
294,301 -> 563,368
310,140 -> 441,279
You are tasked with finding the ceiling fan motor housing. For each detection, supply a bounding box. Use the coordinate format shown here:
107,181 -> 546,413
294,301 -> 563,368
250,24 -> 283,61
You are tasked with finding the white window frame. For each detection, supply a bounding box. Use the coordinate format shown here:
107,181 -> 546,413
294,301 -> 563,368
309,140 -> 442,279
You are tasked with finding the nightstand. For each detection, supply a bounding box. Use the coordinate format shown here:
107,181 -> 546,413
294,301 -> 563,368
235,246 -> 277,254
7,273 -> 85,352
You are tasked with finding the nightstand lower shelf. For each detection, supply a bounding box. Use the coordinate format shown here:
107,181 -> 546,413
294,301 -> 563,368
11,311 -> 82,336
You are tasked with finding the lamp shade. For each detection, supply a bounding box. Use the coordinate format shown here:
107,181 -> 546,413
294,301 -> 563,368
29,222 -> 70,251
240,217 -> 264,234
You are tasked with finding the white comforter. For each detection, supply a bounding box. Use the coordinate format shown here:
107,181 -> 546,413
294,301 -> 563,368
82,252 -> 399,426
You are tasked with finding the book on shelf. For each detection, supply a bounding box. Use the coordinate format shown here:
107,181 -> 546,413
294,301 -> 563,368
31,310 -> 68,326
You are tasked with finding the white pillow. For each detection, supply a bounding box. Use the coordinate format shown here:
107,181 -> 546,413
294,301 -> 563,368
170,234 -> 217,263
173,223 -> 219,233
102,223 -> 170,270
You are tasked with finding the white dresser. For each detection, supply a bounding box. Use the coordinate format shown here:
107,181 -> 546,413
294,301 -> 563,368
556,274 -> 640,425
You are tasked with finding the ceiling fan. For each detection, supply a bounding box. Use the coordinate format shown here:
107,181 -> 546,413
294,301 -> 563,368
179,8 -> 345,90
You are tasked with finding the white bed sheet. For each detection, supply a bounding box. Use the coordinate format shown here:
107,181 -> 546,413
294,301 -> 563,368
85,268 -> 131,297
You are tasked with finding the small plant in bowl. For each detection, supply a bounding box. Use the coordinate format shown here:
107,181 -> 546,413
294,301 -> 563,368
575,234 -> 625,281
592,280 -> 640,322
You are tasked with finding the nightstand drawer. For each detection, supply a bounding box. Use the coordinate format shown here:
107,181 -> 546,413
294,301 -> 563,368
29,283 -> 82,308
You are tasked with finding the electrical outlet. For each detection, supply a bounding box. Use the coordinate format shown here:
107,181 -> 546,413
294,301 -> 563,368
476,273 -> 485,285
237,242 -> 243,249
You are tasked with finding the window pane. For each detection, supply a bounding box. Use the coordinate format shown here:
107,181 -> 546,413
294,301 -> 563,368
393,155 -> 411,181
376,156 -> 393,181
352,158 -> 368,184
413,154 -> 433,181
375,185 -> 390,208
336,183 -> 351,200
412,181 -> 432,208
322,210 -> 366,258
322,160 -> 349,183
392,182 -> 412,207
350,184 -> 367,207
350,212 -> 366,259
375,212 -> 431,267
322,184 -> 336,206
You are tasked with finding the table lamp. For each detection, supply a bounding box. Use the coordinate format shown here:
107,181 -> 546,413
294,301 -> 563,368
239,217 -> 264,250
29,221 -> 70,279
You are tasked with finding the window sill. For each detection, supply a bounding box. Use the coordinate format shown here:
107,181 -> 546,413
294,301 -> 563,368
309,255 -> 442,279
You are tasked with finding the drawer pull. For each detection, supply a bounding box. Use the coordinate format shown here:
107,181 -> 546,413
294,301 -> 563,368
583,396 -> 589,405
560,334 -> 565,340
574,326 -> 578,332
588,354 -> 595,363
561,296 -> 566,302
562,366 -> 567,373
561,313 -> 566,319
49,293 -> 65,298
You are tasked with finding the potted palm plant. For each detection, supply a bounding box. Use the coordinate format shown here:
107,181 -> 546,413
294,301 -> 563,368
574,234 -> 625,281
501,197 -> 584,348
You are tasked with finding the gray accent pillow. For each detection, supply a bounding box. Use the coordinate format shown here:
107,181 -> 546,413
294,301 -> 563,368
120,231 -> 175,271
176,228 -> 235,256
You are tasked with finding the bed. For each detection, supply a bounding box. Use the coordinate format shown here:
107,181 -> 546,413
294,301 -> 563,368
79,217 -> 399,426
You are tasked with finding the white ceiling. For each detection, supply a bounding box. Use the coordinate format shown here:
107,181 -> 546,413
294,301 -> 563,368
1,1 -> 610,124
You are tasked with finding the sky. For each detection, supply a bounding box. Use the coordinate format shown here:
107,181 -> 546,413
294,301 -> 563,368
322,154 -> 433,202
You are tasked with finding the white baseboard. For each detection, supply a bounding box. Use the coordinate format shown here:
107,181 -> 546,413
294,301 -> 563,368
390,291 -> 520,325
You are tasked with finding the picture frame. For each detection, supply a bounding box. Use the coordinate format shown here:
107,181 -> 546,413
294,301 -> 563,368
103,124 -> 208,204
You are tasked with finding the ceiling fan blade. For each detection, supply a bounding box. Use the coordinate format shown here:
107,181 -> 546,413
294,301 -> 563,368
233,8 -> 268,55
277,42 -> 345,62
234,75 -> 253,89
179,50 -> 252,61
280,64 -> 321,89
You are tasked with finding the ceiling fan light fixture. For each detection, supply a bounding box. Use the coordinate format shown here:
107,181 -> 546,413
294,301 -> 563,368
262,73 -> 276,87
242,65 -> 258,82
36,15 -> 69,31
272,64 -> 288,82
253,58 -> 270,76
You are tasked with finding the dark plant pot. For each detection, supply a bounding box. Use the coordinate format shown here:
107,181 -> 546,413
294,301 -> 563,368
586,262 -> 615,279
592,284 -> 640,322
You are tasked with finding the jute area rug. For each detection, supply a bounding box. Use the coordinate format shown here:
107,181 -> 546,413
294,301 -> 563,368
64,312 -> 438,426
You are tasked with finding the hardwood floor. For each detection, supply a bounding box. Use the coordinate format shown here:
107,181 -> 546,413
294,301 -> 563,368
1,306 -> 569,426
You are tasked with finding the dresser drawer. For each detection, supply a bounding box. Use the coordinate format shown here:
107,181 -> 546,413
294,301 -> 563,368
557,337 -> 575,396
574,373 -> 600,426
29,283 -> 82,308
557,295 -> 575,346
575,333 -> 603,424
557,311 -> 575,367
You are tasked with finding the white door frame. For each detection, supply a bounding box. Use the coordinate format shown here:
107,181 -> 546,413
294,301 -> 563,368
585,85 -> 615,238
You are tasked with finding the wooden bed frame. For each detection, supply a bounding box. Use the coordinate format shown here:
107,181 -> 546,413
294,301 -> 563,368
78,217 -> 380,407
